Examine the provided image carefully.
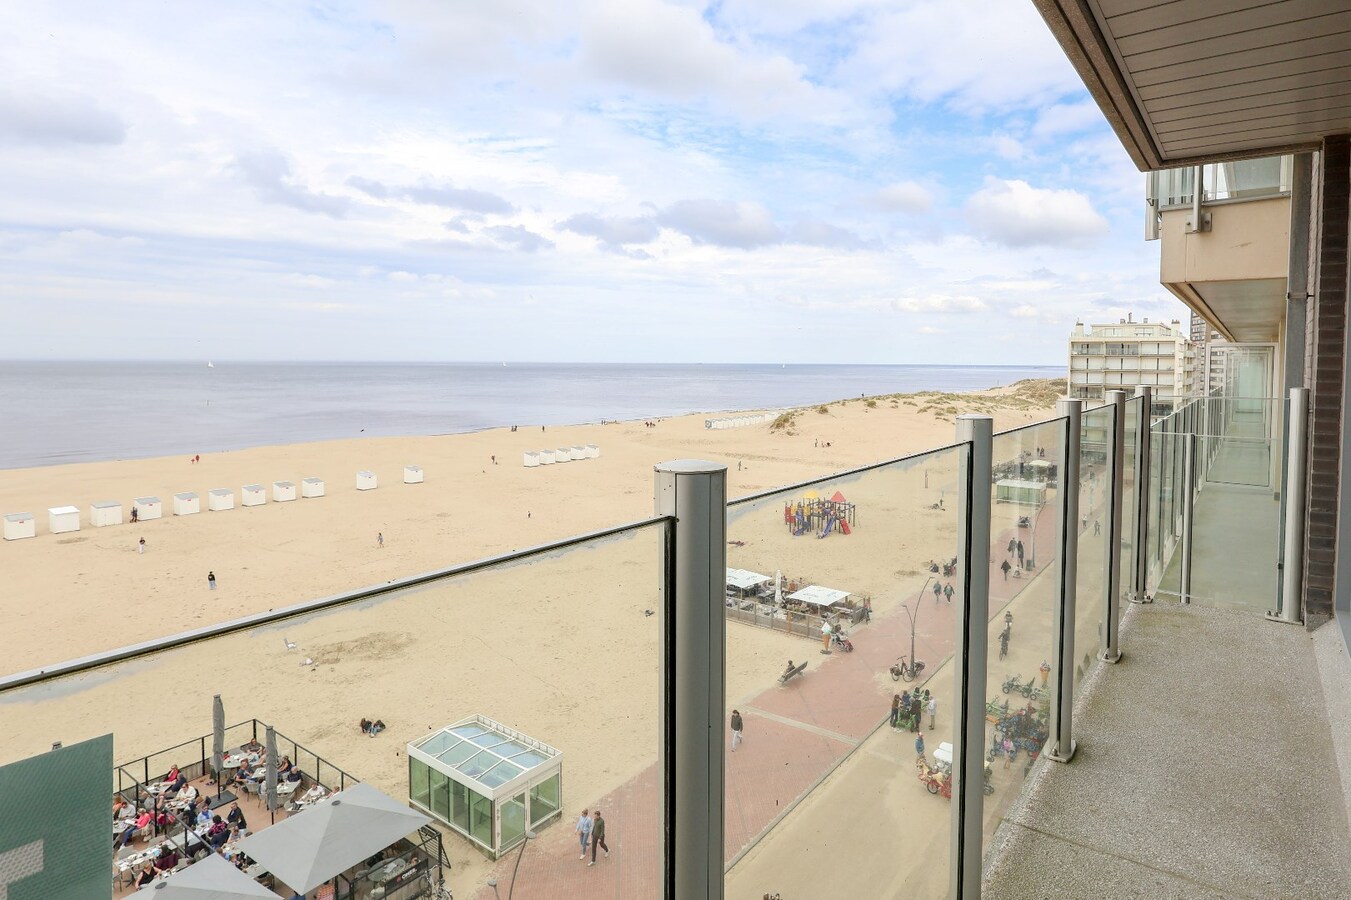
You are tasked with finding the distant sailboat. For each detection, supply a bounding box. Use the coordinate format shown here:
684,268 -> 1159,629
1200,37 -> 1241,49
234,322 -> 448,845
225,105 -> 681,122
207,361 -> 214,368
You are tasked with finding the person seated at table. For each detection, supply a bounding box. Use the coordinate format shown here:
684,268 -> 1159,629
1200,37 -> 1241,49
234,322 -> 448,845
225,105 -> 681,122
113,794 -> 130,819
135,863 -> 157,887
226,802 -> 248,832
153,844 -> 180,872
277,755 -> 293,777
207,815 -> 230,849
195,806 -> 213,829
242,737 -> 264,754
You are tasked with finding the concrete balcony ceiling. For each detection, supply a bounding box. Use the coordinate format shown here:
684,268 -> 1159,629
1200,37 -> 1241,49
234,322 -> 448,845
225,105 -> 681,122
1032,0 -> 1351,169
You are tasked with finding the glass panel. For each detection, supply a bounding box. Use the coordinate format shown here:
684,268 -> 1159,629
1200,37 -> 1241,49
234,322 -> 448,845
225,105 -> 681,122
1074,404 -> 1114,699
430,768 -> 450,821
505,748 -> 548,769
984,419 -> 1066,860
468,789 -> 493,847
468,732 -> 504,748
499,792 -> 527,850
459,749 -> 499,780
435,741 -> 481,767
0,518 -> 665,888
529,773 -> 560,825
722,442 -> 967,898
1120,397 -> 1141,614
479,759 -> 524,789
451,724 -> 489,740
418,731 -> 456,757
410,757 -> 431,809
450,778 -> 470,832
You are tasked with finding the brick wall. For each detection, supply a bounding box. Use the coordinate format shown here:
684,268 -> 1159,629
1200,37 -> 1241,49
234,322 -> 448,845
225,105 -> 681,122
1305,136 -> 1349,623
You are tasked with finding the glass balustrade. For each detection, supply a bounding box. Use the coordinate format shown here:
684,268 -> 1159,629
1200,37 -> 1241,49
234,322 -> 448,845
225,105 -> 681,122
1074,404 -> 1114,699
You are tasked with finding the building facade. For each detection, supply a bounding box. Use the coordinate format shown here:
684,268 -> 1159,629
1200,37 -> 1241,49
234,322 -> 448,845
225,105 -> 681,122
1067,316 -> 1193,411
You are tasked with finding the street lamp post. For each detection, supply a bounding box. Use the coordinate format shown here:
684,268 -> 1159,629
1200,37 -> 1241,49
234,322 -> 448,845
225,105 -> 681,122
902,575 -> 932,672
507,830 -> 538,900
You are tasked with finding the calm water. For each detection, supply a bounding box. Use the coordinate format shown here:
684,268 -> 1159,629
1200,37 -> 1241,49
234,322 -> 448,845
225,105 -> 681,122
0,362 -> 1060,469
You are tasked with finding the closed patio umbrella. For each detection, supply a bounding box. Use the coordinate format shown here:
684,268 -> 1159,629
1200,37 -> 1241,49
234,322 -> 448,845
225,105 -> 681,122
212,695 -> 225,798
264,726 -> 278,822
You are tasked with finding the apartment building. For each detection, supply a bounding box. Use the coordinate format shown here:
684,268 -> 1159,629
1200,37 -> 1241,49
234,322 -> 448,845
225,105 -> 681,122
1067,315 -> 1192,412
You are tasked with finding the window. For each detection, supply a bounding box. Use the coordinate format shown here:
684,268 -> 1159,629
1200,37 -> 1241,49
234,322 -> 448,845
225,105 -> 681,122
451,780 -> 470,831
469,790 -> 493,847
499,793 -> 527,849
1105,343 -> 1139,356
410,759 -> 431,809
530,774 -> 561,825
430,769 -> 450,820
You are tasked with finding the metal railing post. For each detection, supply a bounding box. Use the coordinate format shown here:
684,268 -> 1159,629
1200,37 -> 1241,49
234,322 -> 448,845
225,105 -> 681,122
654,460 -> 727,900
1102,391 -> 1126,663
1270,388 -> 1309,625
952,416 -> 991,899
1047,400 -> 1081,762
1179,433 -> 1196,604
1132,386 -> 1154,603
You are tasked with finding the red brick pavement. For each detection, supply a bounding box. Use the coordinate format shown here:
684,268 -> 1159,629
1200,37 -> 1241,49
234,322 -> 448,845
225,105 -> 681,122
465,569 -> 1050,899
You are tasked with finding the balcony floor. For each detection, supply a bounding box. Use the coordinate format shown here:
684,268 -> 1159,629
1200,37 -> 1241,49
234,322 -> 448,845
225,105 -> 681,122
983,602 -> 1351,899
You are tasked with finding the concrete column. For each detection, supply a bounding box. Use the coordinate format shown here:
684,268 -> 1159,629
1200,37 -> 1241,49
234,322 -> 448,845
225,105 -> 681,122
952,415 -> 992,899
654,460 -> 727,900
1132,386 -> 1154,603
1047,400 -> 1081,762
1102,390 -> 1127,662
1272,388 -> 1309,625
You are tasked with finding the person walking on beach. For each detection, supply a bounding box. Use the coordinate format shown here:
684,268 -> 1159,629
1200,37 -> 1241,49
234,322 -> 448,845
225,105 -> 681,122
730,709 -> 743,752
377,532 -> 384,549
1000,559 -> 1011,581
207,571 -> 216,591
588,810 -> 609,865
943,583 -> 954,604
130,506 -> 138,523
138,537 -> 146,555
575,808 -> 592,860
932,580 -> 942,603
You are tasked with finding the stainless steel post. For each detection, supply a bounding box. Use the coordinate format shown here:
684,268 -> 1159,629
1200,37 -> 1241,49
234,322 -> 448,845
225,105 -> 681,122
1102,390 -> 1126,662
1132,385 -> 1154,603
654,460 -> 727,900
1179,433 -> 1195,604
1047,400 -> 1080,762
1270,388 -> 1309,625
952,415 -> 991,899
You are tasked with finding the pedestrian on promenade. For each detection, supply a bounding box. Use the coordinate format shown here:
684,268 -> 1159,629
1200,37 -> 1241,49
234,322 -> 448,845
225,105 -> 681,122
138,537 -> 146,555
926,692 -> 937,729
820,619 -> 832,654
730,709 -> 743,752
207,571 -> 216,591
588,810 -> 609,865
909,693 -> 922,731
1039,660 -> 1051,687
1094,519 -> 1101,536
377,532 -> 384,548
891,694 -> 901,729
1016,540 -> 1025,566
932,580 -> 942,603
575,808 -> 592,860
999,628 -> 1010,660
1007,537 -> 1016,556
1002,737 -> 1014,769
943,583 -> 953,604
1000,559 -> 1011,581
915,732 -> 925,761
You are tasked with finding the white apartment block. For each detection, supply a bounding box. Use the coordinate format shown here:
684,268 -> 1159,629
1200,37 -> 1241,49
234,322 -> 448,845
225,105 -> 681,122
1068,316 -> 1195,407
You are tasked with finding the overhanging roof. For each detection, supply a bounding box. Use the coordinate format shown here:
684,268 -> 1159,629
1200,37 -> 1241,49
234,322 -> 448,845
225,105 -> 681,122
1032,0 -> 1348,170
726,568 -> 771,591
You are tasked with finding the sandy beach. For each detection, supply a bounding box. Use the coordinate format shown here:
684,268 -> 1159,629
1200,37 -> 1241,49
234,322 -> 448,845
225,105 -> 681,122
0,380 -> 1058,890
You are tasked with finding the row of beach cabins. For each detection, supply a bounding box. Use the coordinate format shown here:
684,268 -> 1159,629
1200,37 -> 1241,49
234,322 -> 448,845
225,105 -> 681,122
523,445 -> 599,467
2,466 -> 425,541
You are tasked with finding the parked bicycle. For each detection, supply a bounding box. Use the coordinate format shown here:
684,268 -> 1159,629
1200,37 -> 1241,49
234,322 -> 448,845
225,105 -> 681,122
890,654 -> 926,682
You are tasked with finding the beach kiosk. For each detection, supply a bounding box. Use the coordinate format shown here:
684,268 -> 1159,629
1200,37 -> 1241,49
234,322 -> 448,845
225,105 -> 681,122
47,505 -> 80,534
357,470 -> 377,491
207,488 -> 235,512
539,449 -> 555,465
302,477 -> 325,498
132,497 -> 162,520
404,465 -> 423,484
3,513 -> 35,541
995,479 -> 1047,506
272,480 -> 297,502
241,484 -> 266,507
173,492 -> 200,516
523,451 -> 540,468
90,501 -> 123,527
408,715 -> 563,859
585,444 -> 600,459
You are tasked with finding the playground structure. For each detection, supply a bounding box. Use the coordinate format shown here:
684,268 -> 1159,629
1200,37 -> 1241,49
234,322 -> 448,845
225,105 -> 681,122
783,490 -> 857,538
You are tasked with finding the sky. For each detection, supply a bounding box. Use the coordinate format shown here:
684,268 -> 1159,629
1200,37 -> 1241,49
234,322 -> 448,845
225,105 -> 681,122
0,0 -> 1190,365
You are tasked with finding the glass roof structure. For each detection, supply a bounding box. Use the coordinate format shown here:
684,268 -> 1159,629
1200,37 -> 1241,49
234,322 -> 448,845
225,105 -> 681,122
410,716 -> 560,795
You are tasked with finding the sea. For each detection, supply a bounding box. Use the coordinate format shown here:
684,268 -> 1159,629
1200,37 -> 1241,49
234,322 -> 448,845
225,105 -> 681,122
0,361 -> 1061,469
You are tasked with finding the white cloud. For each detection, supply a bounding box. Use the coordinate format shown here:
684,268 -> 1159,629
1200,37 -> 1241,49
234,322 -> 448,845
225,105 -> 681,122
965,178 -> 1109,248
0,86 -> 126,146
1009,304 -> 1039,318
1032,101 -> 1105,139
657,199 -> 782,249
867,181 -> 932,214
894,294 -> 988,314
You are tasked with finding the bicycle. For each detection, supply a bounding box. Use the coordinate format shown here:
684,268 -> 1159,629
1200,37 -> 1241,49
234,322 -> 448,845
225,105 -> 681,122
421,871 -> 452,899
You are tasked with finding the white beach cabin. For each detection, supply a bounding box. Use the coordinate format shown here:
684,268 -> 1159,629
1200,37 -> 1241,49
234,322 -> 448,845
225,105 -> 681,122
90,501 -> 123,527
539,450 -> 556,465
301,477 -> 325,498
272,481 -> 296,502
132,497 -> 162,520
357,471 -> 377,491
48,506 -> 80,534
241,484 -> 266,507
173,492 -> 200,516
555,448 -> 572,463
585,444 -> 599,459
208,489 -> 235,512
523,452 -> 540,468
403,465 -> 423,484
569,446 -> 585,461
3,513 -> 35,541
